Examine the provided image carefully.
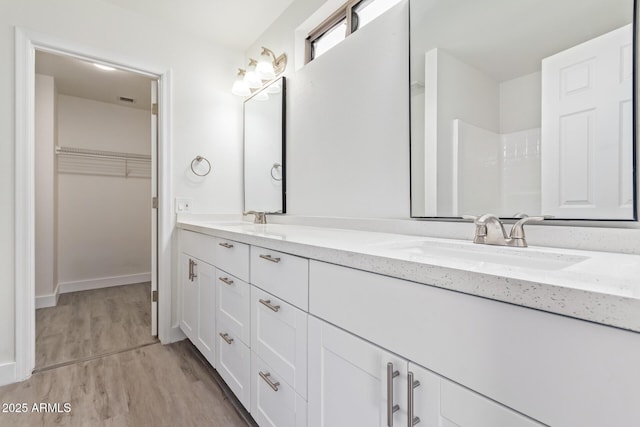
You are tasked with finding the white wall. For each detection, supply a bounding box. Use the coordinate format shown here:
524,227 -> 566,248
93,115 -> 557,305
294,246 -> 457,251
56,95 -> 151,288
246,0 -> 410,218
35,74 -> 57,299
426,48 -> 500,216
499,72 -> 541,134
1,0 -> 244,371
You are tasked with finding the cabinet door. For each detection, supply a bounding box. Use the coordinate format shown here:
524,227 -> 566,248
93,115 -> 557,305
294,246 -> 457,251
179,253 -> 198,341
410,363 -> 544,427
195,260 -> 216,365
217,269 -> 251,345
308,316 -> 407,427
217,329 -> 251,410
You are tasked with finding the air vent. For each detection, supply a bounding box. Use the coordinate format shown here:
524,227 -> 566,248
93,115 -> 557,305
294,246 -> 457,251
118,96 -> 135,103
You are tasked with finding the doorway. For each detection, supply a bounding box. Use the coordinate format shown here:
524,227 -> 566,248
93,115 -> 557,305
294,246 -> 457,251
33,50 -> 158,371
14,27 -> 173,382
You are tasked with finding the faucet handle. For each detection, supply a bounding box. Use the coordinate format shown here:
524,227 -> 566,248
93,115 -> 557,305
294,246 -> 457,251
461,214 -> 479,222
509,216 -> 544,239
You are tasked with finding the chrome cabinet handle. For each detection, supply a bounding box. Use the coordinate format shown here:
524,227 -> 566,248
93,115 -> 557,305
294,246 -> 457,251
191,260 -> 197,279
259,299 -> 281,312
219,242 -> 234,249
259,254 -> 281,263
259,371 -> 280,392
387,362 -> 400,426
407,371 -> 421,426
188,259 -> 194,281
219,332 -> 234,345
218,277 -> 234,286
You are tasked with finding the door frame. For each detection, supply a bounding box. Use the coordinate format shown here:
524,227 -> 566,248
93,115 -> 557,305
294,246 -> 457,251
14,27 -> 173,381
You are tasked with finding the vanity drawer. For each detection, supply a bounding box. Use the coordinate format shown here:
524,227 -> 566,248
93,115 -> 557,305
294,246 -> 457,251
215,237 -> 249,282
251,286 -> 307,399
216,269 -> 250,345
250,246 -> 309,310
251,352 -> 307,427
217,329 -> 251,411
180,230 -> 216,265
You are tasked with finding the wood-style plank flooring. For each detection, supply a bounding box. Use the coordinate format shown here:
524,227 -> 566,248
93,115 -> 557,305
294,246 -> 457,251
35,283 -> 156,370
0,341 -> 250,426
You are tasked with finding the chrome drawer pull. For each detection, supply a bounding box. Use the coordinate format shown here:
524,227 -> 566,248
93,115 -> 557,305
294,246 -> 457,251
259,254 -> 281,263
219,277 -> 234,286
219,242 -> 234,249
219,332 -> 234,345
188,259 -> 193,281
259,299 -> 281,312
259,371 -> 280,392
387,362 -> 400,426
407,371 -> 421,426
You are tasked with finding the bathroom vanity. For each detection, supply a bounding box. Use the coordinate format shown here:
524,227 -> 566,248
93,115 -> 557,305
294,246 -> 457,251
176,219 -> 640,427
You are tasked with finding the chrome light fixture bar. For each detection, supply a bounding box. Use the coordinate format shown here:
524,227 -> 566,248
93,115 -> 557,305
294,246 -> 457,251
231,46 -> 287,97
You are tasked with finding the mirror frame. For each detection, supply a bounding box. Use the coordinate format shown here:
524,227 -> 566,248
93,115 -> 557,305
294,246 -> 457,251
243,76 -> 287,214
408,0 -> 638,223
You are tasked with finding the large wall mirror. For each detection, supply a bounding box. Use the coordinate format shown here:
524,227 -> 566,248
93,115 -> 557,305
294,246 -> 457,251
244,77 -> 286,213
410,0 -> 637,220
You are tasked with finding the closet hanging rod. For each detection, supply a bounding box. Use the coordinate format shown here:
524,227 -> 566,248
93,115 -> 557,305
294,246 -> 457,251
55,146 -> 151,161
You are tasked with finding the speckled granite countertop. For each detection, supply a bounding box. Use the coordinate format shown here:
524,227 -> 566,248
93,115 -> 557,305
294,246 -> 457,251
177,219 -> 640,333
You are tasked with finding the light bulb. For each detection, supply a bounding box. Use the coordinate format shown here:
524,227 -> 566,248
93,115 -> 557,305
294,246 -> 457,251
231,79 -> 251,97
256,57 -> 276,80
244,70 -> 262,89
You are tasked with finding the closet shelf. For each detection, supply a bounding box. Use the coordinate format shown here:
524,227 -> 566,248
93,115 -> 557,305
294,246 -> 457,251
55,146 -> 151,179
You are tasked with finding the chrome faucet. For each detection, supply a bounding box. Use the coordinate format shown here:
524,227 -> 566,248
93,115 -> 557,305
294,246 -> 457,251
243,211 -> 267,224
463,214 -> 543,247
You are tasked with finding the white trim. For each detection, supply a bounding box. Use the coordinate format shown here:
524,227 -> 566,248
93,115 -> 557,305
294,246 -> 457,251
170,325 -> 187,343
14,27 -> 173,384
35,291 -> 59,309
57,273 -> 152,294
0,362 -> 17,387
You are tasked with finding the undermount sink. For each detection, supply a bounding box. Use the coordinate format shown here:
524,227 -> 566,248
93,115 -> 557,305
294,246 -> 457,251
374,239 -> 589,271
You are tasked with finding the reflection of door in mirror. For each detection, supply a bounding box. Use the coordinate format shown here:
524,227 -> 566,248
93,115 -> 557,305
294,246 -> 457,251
244,77 -> 286,213
409,0 -> 636,220
541,24 -> 633,219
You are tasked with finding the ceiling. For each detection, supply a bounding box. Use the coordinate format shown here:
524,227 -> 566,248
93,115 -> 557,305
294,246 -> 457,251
35,1 -> 298,110
101,0 -> 296,50
36,51 -> 155,111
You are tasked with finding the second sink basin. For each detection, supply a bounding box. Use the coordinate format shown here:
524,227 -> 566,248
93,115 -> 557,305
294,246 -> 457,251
374,239 -> 589,271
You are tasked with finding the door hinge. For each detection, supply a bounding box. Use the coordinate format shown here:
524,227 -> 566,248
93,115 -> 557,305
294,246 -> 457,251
152,290 -> 158,302
152,197 -> 158,209
152,103 -> 158,115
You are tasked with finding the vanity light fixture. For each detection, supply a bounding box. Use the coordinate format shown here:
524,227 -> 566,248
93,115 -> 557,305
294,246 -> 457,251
244,59 -> 263,89
231,46 -> 287,97
231,69 -> 251,96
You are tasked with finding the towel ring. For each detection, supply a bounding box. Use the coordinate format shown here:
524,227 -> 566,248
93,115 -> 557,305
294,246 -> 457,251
191,156 -> 211,177
270,162 -> 282,181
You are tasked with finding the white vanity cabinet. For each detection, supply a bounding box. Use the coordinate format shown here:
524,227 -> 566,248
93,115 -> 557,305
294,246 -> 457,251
410,364 -> 544,427
308,316 -> 543,427
250,247 -> 309,426
179,251 -> 216,365
308,316 -> 408,427
309,260 -> 640,427
216,269 -> 251,409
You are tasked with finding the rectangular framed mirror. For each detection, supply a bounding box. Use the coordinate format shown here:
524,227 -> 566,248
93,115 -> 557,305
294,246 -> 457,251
244,77 -> 286,213
410,0 -> 637,220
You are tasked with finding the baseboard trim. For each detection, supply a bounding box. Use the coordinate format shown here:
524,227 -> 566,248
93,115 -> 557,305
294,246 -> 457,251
58,273 -> 151,294
0,362 -> 16,386
35,291 -> 59,309
169,325 -> 186,344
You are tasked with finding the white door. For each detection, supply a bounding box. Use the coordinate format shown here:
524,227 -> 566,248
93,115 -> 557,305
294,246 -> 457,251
308,316 -> 407,427
150,79 -> 158,335
410,363 -> 544,427
196,261 -> 216,364
541,24 -> 633,219
179,253 -> 198,341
